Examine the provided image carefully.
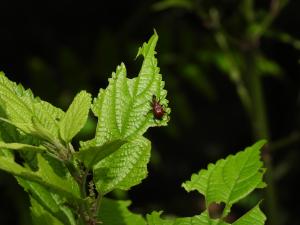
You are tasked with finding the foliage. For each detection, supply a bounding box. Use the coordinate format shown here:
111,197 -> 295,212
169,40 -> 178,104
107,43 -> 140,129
147,140 -> 266,225
0,33 -> 266,225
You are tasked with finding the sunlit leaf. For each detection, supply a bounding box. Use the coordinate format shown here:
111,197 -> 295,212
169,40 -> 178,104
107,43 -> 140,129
59,90 -> 92,143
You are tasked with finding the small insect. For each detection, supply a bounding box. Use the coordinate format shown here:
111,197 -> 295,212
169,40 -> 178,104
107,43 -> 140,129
151,95 -> 165,120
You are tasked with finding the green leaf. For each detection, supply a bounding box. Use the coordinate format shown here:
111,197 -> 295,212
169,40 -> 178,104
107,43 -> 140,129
30,197 -> 64,225
153,0 -> 193,11
0,153 -> 80,200
148,141 -> 267,225
36,154 -> 81,199
0,141 -> 46,152
19,178 -> 76,225
232,203 -> 266,225
94,136 -> 151,194
0,114 -> 20,142
255,55 -> 282,78
147,207 -> 265,225
146,211 -> 173,225
90,31 -> 169,146
85,32 -> 169,194
182,140 -> 266,215
98,198 -> 146,225
76,139 -> 127,169
147,211 -> 229,225
59,90 -> 92,143
0,72 -> 64,140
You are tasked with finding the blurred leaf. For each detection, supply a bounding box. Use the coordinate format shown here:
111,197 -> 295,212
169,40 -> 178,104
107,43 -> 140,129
240,0 -> 254,22
153,0 -> 193,11
181,64 -> 216,100
265,30 -> 300,50
255,55 -> 282,78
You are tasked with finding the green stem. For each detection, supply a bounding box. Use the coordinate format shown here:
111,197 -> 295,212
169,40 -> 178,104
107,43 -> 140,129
245,51 -> 279,225
214,31 -> 252,115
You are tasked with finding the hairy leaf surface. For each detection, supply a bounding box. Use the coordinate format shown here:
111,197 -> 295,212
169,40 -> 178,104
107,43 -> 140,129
82,32 -> 170,194
94,136 -> 151,194
0,72 -> 64,140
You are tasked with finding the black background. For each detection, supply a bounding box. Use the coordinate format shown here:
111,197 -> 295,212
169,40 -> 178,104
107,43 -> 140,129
1,0 -> 300,224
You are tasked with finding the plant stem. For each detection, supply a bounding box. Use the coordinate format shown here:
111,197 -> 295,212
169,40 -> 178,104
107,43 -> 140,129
214,31 -> 252,115
245,50 -> 279,225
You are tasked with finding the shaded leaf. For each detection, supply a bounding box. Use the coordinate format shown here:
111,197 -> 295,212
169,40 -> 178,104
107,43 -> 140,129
31,197 -> 64,225
76,139 -> 127,169
19,178 -> 76,225
0,153 -> 80,200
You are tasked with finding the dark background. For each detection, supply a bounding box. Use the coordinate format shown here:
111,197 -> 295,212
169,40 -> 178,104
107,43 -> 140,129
0,0 -> 300,225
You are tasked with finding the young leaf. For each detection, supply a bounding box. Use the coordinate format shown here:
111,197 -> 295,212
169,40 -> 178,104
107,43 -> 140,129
98,198 -> 146,225
90,31 -> 169,146
93,136 -> 151,194
0,72 -> 64,140
59,90 -> 92,143
75,139 -> 126,169
232,203 -> 266,225
182,140 -> 266,215
86,32 -> 169,194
